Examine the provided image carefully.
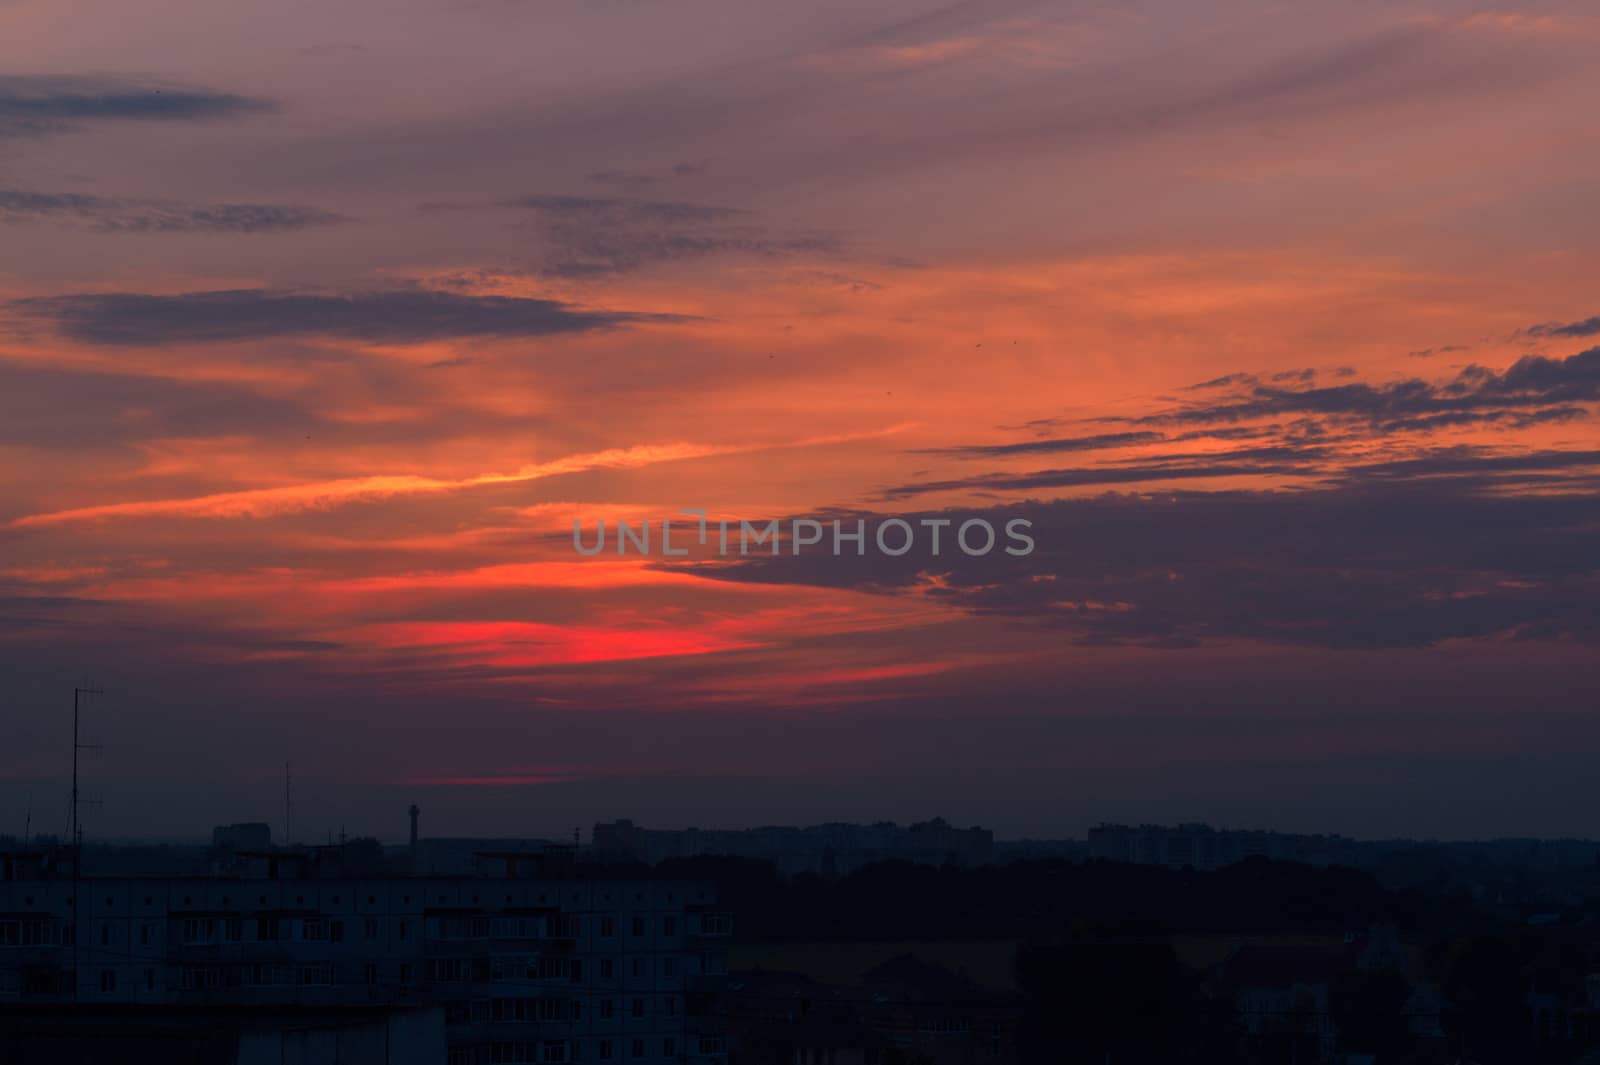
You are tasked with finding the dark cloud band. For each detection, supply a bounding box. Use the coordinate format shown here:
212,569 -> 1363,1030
12,289 -> 680,345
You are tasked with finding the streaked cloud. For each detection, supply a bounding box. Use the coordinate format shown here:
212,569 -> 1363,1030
1522,314 -> 1600,340
6,442 -> 730,528
1125,348 -> 1600,429
0,74 -> 272,137
12,288 -> 681,345
0,188 -> 346,233
425,194 -> 840,276
915,430 -> 1164,458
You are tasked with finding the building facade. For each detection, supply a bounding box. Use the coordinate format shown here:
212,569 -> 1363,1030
0,852 -> 730,1065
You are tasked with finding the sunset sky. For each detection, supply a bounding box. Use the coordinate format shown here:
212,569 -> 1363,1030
2,0 -> 1597,842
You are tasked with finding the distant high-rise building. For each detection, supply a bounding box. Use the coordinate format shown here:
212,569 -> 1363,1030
210,823 -> 272,852
592,818 -> 993,876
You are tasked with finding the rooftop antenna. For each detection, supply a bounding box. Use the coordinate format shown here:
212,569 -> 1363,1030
70,685 -> 102,1002
69,686 -> 103,850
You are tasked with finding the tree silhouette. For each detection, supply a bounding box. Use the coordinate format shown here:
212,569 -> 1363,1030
1014,917 -> 1189,1065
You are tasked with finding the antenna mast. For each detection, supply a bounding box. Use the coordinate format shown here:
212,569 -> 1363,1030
70,685 -> 102,1002
69,686 -> 102,849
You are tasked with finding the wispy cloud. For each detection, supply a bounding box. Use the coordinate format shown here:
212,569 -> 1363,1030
0,188 -> 346,233
6,424 -> 910,528
915,430 -> 1163,458
1522,314 -> 1600,340
0,74 -> 273,137
1126,348 -> 1600,430
425,193 -> 839,276
7,442 -> 728,528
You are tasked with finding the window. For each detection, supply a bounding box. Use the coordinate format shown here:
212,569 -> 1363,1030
0,920 -> 60,947
631,997 -> 644,1019
630,1039 -> 644,1060
297,963 -> 332,986
365,963 -> 378,985
400,963 -> 413,984
600,999 -> 614,1020
180,966 -> 219,990
145,968 -> 155,991
600,960 -> 614,979
99,969 -> 116,993
495,998 -> 538,1024
661,959 -> 674,978
365,917 -> 379,941
598,1040 -> 614,1062
428,958 -> 469,983
663,1039 -> 675,1058
662,917 -> 675,937
630,916 -> 645,937
599,915 -> 616,938
664,995 -> 676,1017
631,958 -> 643,978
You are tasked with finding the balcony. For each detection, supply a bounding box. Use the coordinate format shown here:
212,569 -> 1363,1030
691,913 -> 732,939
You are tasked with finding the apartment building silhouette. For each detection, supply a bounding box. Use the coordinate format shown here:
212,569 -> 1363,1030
0,846 -> 731,1065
